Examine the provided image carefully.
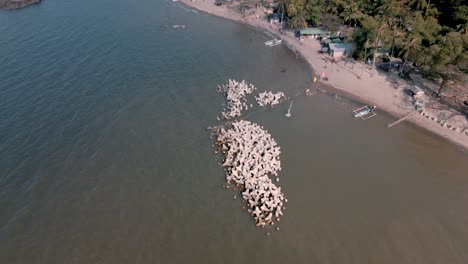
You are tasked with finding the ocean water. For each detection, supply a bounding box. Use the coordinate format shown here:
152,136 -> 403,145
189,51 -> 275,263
1,0 -> 467,263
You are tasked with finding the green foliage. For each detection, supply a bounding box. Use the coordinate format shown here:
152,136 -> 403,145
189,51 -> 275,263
275,0 -> 467,86
305,1 -> 322,26
277,0 -> 288,15
321,13 -> 342,31
398,32 -> 422,69
278,0 -> 323,28
418,31 -> 468,95
340,0 -> 364,27
352,15 -> 378,59
409,0 -> 427,11
433,0 -> 465,30
454,5 -> 468,33
413,13 -> 441,46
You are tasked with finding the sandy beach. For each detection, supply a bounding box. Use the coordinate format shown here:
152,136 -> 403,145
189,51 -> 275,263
179,0 -> 468,151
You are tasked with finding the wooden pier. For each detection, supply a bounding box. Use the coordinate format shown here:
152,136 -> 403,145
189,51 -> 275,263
387,110 -> 418,128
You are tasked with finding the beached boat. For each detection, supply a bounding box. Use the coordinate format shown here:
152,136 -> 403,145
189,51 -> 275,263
265,39 -> 282,47
353,105 -> 377,120
270,39 -> 282,46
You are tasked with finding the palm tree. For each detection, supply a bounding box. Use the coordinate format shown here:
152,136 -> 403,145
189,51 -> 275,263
304,0 -> 322,26
409,0 -> 433,17
409,0 -> 427,11
287,0 -> 307,28
398,33 -> 421,75
287,0 -> 303,17
340,0 -> 363,27
390,21 -> 404,57
277,0 -> 289,28
425,0 -> 432,16
371,0 -> 400,68
290,11 -> 308,28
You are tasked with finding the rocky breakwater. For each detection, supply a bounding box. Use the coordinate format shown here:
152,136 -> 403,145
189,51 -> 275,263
212,79 -> 287,231
0,0 -> 41,10
256,91 -> 286,107
216,120 -> 285,227
217,79 -> 256,120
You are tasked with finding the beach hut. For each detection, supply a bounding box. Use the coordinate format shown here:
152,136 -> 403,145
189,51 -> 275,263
328,43 -> 353,57
298,28 -> 330,40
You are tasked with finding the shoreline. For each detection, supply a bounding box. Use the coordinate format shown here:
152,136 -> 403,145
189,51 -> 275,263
179,0 -> 468,152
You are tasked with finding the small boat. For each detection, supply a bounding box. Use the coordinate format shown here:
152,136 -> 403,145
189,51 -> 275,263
353,105 -> 377,119
272,39 -> 282,45
265,39 -> 282,47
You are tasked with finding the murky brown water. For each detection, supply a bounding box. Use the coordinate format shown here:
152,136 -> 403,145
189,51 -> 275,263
1,0 -> 467,263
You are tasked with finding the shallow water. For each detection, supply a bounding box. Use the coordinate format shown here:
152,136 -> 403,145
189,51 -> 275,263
1,0 -> 468,263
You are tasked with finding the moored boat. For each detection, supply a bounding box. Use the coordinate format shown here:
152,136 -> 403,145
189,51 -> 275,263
353,105 -> 377,119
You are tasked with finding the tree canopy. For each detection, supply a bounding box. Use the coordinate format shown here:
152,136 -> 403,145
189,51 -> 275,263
271,0 -> 467,95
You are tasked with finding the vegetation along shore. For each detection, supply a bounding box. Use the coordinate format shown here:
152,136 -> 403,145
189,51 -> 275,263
181,0 -> 468,150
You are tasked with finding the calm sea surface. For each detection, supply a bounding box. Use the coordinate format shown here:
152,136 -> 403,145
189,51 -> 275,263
1,0 -> 468,263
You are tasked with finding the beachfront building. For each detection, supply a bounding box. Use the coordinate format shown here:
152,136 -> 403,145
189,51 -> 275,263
298,28 -> 330,40
327,43 -> 354,57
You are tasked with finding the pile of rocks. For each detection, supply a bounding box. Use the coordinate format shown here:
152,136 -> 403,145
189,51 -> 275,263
256,91 -> 285,107
217,79 -> 256,119
216,120 -> 285,227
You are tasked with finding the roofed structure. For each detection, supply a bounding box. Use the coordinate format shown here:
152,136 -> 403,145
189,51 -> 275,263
328,43 -> 354,57
298,28 -> 330,39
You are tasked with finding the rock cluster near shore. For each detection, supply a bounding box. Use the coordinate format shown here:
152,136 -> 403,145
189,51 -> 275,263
217,79 -> 256,120
216,120 -> 285,227
256,91 -> 286,107
212,79 -> 287,230
0,0 -> 41,10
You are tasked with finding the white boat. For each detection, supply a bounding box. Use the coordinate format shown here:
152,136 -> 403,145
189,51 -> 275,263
353,105 -> 377,119
265,39 -> 282,47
